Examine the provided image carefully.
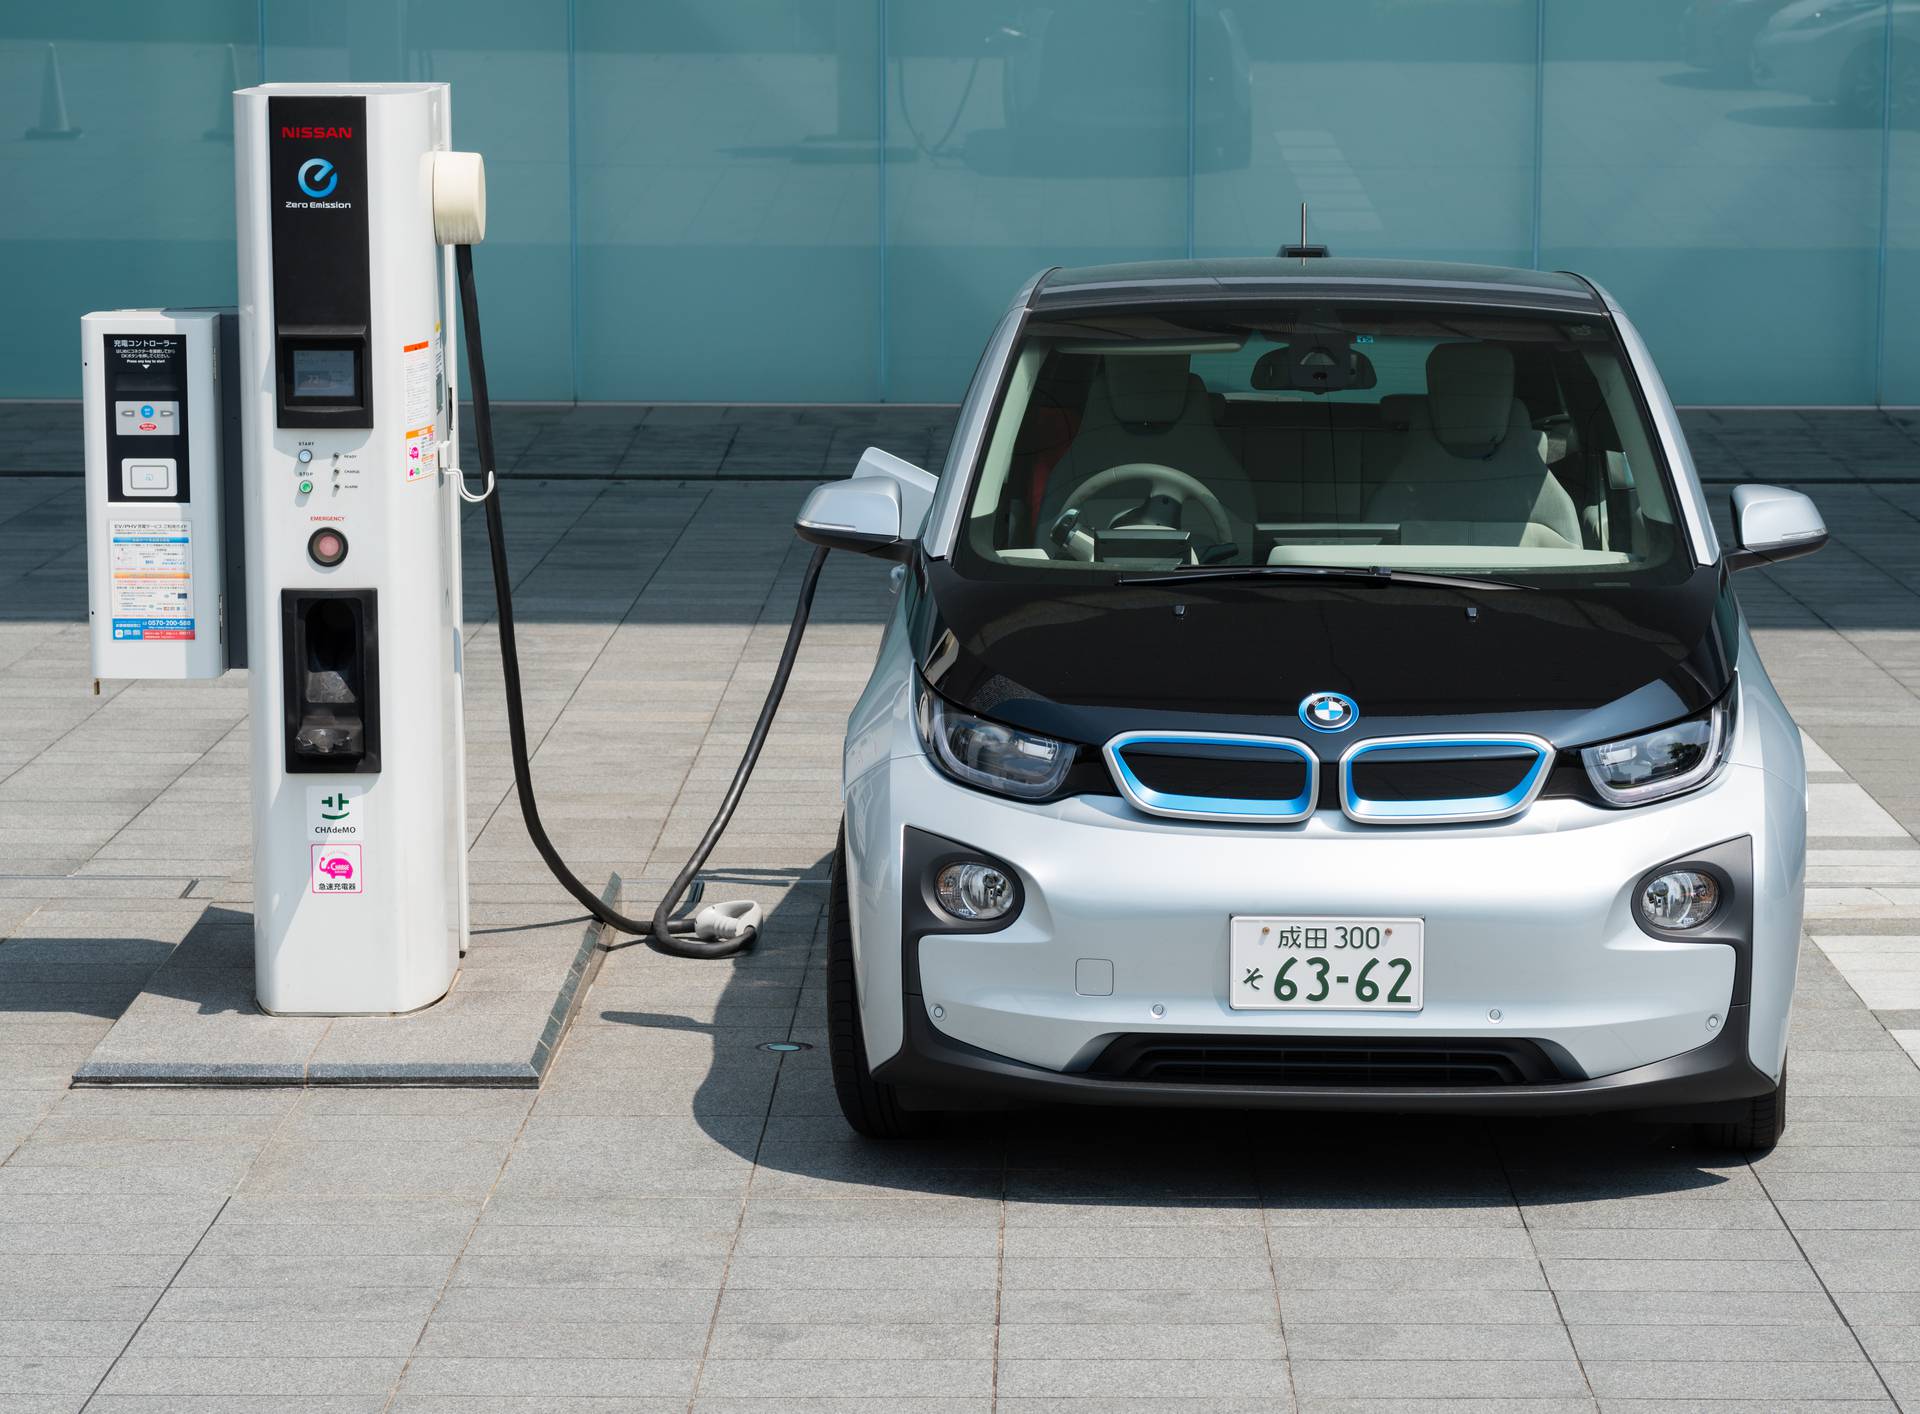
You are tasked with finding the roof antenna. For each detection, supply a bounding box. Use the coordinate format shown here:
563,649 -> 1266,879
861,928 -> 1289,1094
1279,201 -> 1329,263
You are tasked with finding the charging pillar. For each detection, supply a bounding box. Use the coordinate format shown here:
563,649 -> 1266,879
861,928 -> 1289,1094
234,83 -> 472,1014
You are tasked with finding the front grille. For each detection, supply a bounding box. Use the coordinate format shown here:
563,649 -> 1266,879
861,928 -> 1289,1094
1120,741 -> 1310,801
1349,745 -> 1537,802
1104,732 -> 1316,823
1341,735 -> 1551,824
1090,1034 -> 1565,1088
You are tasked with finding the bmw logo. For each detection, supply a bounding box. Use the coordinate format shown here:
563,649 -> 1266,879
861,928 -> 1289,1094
298,157 -> 338,200
1299,691 -> 1359,733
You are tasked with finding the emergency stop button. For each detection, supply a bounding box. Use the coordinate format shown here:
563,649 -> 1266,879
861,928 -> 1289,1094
308,528 -> 349,567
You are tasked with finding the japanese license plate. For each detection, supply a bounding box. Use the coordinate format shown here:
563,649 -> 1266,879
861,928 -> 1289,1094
1228,916 -> 1423,1011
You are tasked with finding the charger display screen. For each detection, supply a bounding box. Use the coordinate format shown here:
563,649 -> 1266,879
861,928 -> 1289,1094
290,348 -> 358,400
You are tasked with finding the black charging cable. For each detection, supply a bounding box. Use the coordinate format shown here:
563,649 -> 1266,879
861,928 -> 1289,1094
454,242 -> 829,958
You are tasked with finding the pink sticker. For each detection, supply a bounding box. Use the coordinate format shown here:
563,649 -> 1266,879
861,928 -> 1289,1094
311,843 -> 363,894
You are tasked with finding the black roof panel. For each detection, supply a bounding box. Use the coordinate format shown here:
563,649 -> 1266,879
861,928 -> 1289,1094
1030,258 -> 1605,315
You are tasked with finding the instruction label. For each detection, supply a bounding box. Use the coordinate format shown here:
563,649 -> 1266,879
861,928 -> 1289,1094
108,518 -> 194,641
311,843 -> 363,894
306,784 -> 365,843
402,329 -> 440,484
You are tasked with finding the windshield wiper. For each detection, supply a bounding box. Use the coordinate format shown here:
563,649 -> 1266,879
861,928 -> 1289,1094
1114,564 -> 1525,591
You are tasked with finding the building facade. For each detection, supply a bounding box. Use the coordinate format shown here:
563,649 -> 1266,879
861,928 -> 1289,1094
5,0 -> 1917,405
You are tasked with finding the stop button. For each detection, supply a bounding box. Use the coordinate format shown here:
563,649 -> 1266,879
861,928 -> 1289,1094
307,528 -> 349,567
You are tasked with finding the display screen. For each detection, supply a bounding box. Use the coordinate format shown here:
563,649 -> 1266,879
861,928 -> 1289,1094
290,348 -> 358,399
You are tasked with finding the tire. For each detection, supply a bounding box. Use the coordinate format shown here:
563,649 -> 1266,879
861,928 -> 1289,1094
827,824 -> 935,1139
1696,1063 -> 1787,1153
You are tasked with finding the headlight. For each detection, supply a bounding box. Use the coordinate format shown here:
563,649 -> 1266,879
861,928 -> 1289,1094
1581,697 -> 1732,806
915,683 -> 1073,799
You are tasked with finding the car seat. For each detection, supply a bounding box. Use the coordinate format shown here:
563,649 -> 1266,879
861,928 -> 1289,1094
1363,343 -> 1583,548
1034,354 -> 1257,553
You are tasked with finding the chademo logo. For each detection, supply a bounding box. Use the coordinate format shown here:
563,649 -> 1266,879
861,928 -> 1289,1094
297,157 -> 338,199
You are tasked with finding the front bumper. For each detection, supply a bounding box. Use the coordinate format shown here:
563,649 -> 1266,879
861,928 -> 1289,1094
844,750 -> 1805,1115
877,995 -> 1775,1116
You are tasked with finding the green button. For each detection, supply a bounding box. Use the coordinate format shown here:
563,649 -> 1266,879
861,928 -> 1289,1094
298,479 -> 314,495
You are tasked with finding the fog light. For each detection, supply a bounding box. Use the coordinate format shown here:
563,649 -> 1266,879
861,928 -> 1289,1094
935,861 -> 1015,921
1639,869 -> 1719,930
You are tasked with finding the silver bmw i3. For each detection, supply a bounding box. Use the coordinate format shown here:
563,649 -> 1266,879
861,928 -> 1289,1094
798,258 -> 1828,1152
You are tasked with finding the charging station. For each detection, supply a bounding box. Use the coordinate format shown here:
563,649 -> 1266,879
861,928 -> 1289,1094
82,79 -> 774,1034
233,82 -> 474,1014
82,308 -> 243,682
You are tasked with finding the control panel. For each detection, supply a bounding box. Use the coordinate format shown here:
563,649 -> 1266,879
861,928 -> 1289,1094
82,308 -> 242,682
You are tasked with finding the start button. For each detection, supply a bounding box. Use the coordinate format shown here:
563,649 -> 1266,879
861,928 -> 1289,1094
307,528 -> 348,567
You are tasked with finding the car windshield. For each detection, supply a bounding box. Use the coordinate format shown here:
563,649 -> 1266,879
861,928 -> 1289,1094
955,304 -> 1691,586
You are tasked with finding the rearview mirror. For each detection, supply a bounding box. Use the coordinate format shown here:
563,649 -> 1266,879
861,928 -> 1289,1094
795,447 -> 936,560
1727,484 -> 1827,572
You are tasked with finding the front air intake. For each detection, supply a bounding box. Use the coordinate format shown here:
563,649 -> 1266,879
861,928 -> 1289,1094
1090,1034 -> 1565,1088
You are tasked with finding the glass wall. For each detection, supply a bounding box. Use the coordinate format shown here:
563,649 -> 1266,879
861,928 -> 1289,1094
4,1 -> 1916,404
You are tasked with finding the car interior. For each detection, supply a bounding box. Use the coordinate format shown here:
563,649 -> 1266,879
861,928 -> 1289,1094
962,309 -> 1684,576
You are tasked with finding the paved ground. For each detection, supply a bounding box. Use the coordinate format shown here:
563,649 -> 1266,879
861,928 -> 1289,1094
2,411 -> 1920,1411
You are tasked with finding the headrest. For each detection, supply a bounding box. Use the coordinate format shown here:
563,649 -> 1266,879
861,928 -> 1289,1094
1102,354 -> 1191,424
1427,342 -> 1515,457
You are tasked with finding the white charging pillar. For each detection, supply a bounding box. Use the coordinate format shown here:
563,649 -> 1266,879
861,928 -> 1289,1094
234,83 -> 473,1014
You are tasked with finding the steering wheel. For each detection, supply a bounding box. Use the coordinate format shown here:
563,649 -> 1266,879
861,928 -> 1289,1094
1058,462 -> 1235,548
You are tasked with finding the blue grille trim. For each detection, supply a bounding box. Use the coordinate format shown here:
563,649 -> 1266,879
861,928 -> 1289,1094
1339,734 -> 1554,825
1104,731 -> 1318,824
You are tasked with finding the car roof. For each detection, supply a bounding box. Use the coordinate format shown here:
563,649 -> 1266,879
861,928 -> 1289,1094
1028,258 -> 1606,316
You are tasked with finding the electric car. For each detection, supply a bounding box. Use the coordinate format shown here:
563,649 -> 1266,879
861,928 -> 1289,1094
798,258 -> 1827,1151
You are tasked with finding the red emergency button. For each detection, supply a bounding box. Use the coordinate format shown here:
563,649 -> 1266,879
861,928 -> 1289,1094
307,528 -> 348,567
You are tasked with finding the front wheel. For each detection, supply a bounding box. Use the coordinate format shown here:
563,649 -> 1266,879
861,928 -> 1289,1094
827,824 -> 935,1139
1696,1064 -> 1787,1153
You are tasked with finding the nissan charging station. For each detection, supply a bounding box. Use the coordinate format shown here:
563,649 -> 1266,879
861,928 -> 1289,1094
86,83 -> 480,1015
83,81 -> 784,1018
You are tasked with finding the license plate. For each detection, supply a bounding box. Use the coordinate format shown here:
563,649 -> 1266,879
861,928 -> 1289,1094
1228,916 -> 1423,1011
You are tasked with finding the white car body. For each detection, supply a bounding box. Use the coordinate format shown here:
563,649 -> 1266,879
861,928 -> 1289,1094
810,259 -> 1824,1147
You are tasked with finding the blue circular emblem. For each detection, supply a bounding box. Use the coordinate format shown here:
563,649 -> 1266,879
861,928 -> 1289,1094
298,157 -> 338,200
1299,691 -> 1359,733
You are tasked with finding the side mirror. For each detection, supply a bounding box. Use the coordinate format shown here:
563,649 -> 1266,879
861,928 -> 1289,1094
1727,484 -> 1827,572
794,447 -> 936,560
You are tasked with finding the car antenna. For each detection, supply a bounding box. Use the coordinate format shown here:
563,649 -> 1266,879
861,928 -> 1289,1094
1279,201 -> 1329,263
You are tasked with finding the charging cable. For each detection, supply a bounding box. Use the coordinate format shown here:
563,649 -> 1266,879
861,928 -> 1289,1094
453,242 -> 828,958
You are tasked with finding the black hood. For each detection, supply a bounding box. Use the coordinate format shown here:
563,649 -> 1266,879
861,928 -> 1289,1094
912,559 -> 1736,754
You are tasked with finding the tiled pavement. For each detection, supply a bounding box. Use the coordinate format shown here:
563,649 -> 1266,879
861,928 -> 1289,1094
0,414 -> 1918,1410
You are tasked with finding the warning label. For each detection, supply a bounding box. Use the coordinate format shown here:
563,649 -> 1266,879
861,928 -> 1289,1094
404,422 -> 435,483
307,785 -> 365,843
311,843 -> 363,894
402,329 -> 441,483
109,519 -> 194,641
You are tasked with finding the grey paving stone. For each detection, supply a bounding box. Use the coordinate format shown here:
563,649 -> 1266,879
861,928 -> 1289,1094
96,1356 -> 408,1397
1582,1358 -> 1889,1399
393,1357 -> 698,1398
1288,1358 -> 1591,1398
